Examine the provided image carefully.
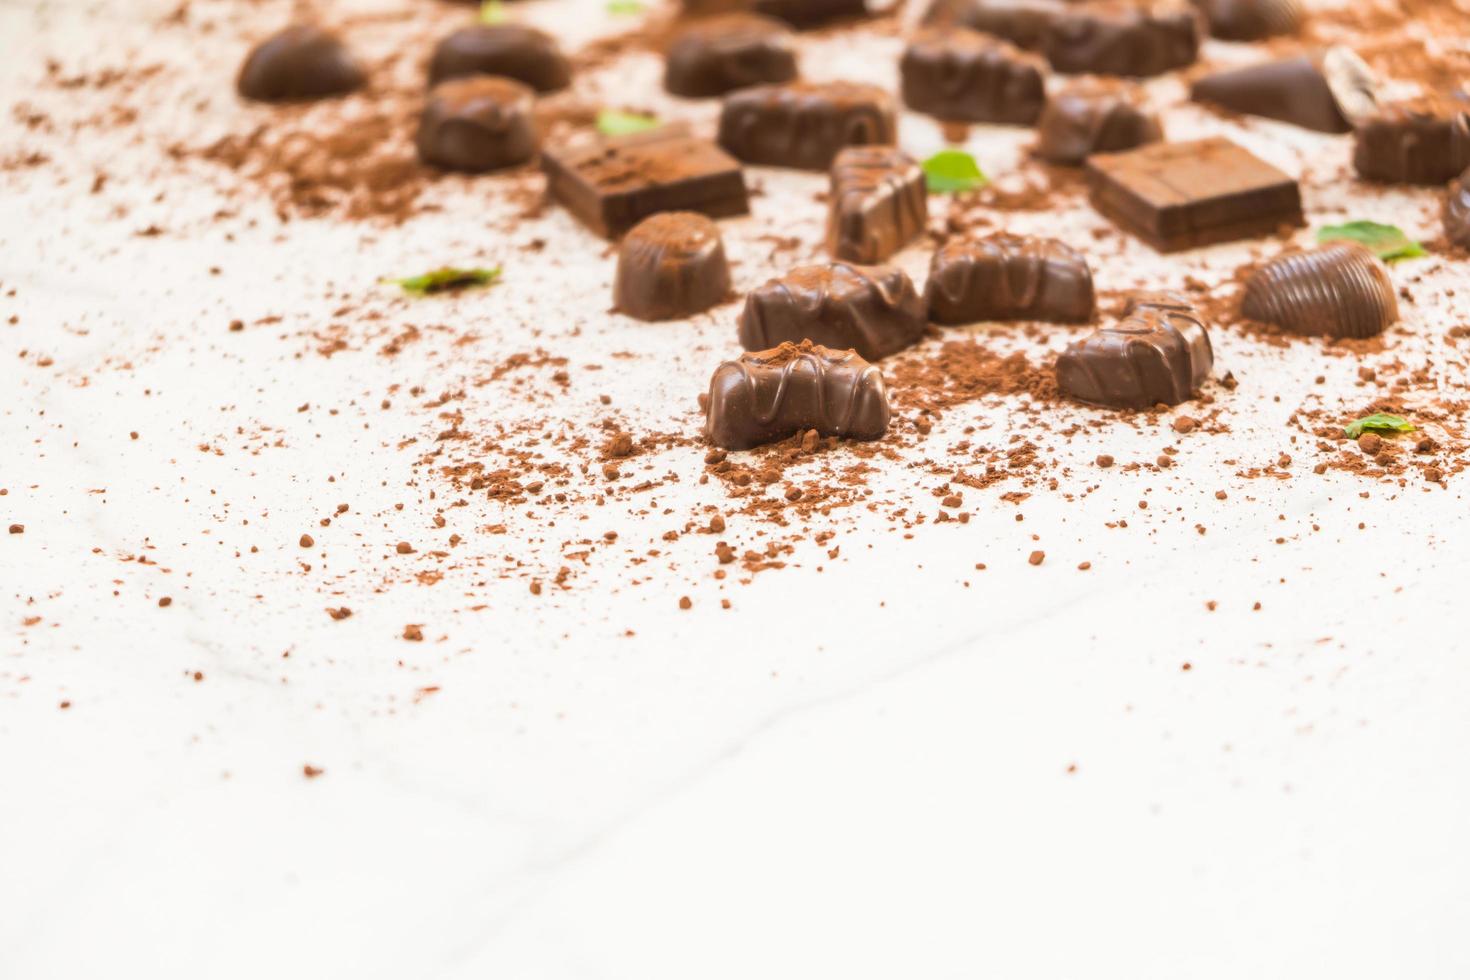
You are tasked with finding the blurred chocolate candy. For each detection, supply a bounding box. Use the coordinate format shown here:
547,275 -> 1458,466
1354,95 -> 1470,185
416,76 -> 538,172
1191,48 -> 1376,134
1035,86 -> 1161,164
428,24 -> 571,92
237,25 -> 365,102
925,234 -> 1094,324
900,29 -> 1046,125
719,81 -> 896,170
1191,0 -> 1302,40
664,14 -> 797,98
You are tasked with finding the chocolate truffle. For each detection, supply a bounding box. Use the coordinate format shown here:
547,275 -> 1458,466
428,24 -> 571,92
1043,4 -> 1201,78
237,25 -> 365,102
900,29 -> 1046,125
664,14 -> 797,97
1445,168 -> 1470,248
1035,87 -> 1162,164
1240,242 -> 1397,339
1353,96 -> 1470,185
738,263 -> 926,361
1191,0 -> 1302,40
615,212 -> 732,320
1056,291 -> 1213,409
718,81 -> 897,171
1191,48 -> 1377,134
704,341 -> 891,450
827,146 -> 927,264
925,234 -> 1094,324
920,0 -> 1064,50
416,76 -> 538,173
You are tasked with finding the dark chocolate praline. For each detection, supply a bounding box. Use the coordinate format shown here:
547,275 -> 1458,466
416,76 -> 538,173
615,212 -> 733,321
237,25 -> 365,102
827,146 -> 927,265
1035,87 -> 1162,164
1240,242 -> 1397,339
1056,292 -> 1213,409
1353,96 -> 1470,185
664,14 -> 797,98
900,28 -> 1046,125
1042,4 -> 1201,78
428,24 -> 572,92
925,234 -> 1094,324
718,81 -> 897,171
737,262 -> 925,361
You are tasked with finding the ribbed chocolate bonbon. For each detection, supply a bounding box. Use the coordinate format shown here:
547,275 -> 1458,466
1240,242 -> 1397,339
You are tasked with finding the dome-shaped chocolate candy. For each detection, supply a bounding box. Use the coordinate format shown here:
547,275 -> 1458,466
428,24 -> 571,92
615,212 -> 732,321
416,76 -> 538,172
237,25 -> 365,102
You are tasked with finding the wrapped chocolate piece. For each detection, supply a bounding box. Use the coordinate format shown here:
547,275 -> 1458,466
1191,48 -> 1377,134
704,341 -> 891,450
1043,4 -> 1201,78
925,234 -> 1094,324
1240,242 -> 1397,339
827,146 -> 927,264
919,0 -> 1064,50
1353,96 -> 1470,185
416,77 -> 538,173
664,14 -> 797,98
428,24 -> 572,92
615,212 -> 732,321
900,29 -> 1047,125
1191,0 -> 1302,40
1035,87 -> 1162,164
1446,168 -> 1470,248
1056,291 -> 1213,409
737,262 -> 926,361
718,82 -> 897,171
237,25 -> 365,102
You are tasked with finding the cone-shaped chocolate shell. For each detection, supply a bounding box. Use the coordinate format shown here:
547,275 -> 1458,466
1191,48 -> 1375,134
1240,242 -> 1397,339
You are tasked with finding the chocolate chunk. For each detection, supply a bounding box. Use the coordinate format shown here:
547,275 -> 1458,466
1043,4 -> 1201,77
664,14 -> 797,98
1035,86 -> 1162,164
615,212 -> 732,320
237,25 -> 364,102
1353,96 -> 1470,185
738,263 -> 925,361
428,24 -> 571,92
683,0 -> 868,28
718,82 -> 897,171
827,146 -> 927,264
1446,168 -> 1470,248
705,341 -> 890,450
542,126 -> 750,238
416,77 -> 538,173
920,0 -> 1064,50
925,234 -> 1094,324
1086,137 -> 1303,252
1191,0 -> 1302,40
1240,242 -> 1397,339
1056,292 -> 1213,409
900,29 -> 1046,125
1191,48 -> 1377,134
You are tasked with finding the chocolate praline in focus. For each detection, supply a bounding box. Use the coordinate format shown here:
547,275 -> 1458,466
900,29 -> 1046,125
827,146 -> 927,264
1056,291 -> 1213,410
1191,0 -> 1302,40
664,14 -> 797,97
1240,242 -> 1397,339
237,25 -> 365,102
704,341 -> 891,450
925,234 -> 1094,324
615,212 -> 732,321
1353,96 -> 1470,185
738,262 -> 926,361
1190,47 -> 1377,134
1035,87 -> 1162,164
428,24 -> 572,92
1043,4 -> 1201,78
718,81 -> 897,171
1446,168 -> 1470,248
416,76 -> 538,173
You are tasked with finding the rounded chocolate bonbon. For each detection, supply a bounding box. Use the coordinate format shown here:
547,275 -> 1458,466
718,81 -> 897,171
428,24 -> 572,92
1035,87 -> 1161,164
615,212 -> 732,321
664,14 -> 797,98
1240,242 -> 1397,339
237,25 -> 365,102
416,76 -> 538,173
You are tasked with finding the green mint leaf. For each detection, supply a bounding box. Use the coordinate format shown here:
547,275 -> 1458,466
387,266 -> 501,296
1343,412 -> 1415,439
921,149 -> 988,194
479,0 -> 506,23
1317,220 -> 1426,262
596,109 -> 660,136
607,0 -> 645,13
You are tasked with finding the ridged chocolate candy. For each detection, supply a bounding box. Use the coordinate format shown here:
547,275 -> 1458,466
919,0 -> 1064,50
237,25 -> 365,102
925,234 -> 1094,324
664,14 -> 797,98
900,29 -> 1046,125
1446,168 -> 1470,248
1191,48 -> 1376,134
737,262 -> 926,361
704,341 -> 891,450
1240,242 -> 1397,339
718,81 -> 896,171
1056,291 -> 1213,409
614,212 -> 732,321
428,24 -> 571,92
827,146 -> 927,264
1043,4 -> 1201,78
1035,87 -> 1162,164
416,76 -> 538,173
1353,96 -> 1470,185
1191,0 -> 1302,40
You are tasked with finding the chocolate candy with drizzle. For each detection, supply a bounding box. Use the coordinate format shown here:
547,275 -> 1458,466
737,262 -> 926,361
615,212 -> 732,321
1035,86 -> 1162,164
925,234 -> 1095,324
1240,242 -> 1397,339
1055,290 -> 1213,409
237,25 -> 365,102
827,146 -> 927,265
664,14 -> 797,98
900,29 -> 1047,125
718,81 -> 897,171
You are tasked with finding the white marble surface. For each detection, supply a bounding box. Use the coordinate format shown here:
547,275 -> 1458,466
3,0 -> 1470,976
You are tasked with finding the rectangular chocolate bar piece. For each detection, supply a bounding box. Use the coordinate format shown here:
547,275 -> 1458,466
827,146 -> 927,264
542,126 -> 750,238
1085,137 -> 1302,252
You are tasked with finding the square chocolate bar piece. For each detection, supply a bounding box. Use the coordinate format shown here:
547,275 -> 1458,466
1085,137 -> 1302,252
542,126 -> 750,238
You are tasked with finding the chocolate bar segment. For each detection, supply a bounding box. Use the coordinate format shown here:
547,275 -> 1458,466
428,24 -> 571,92
705,341 -> 891,450
1056,291 -> 1213,409
737,263 -> 926,361
718,82 -> 896,171
542,127 -> 750,238
900,29 -> 1046,125
615,212 -> 732,321
1240,242 -> 1397,339
1043,4 -> 1201,77
919,0 -> 1064,50
416,77 -> 538,173
1191,0 -> 1302,40
827,147 -> 927,265
1191,48 -> 1377,134
1353,96 -> 1470,185
1446,168 -> 1470,248
1035,86 -> 1162,164
925,234 -> 1094,324
664,14 -> 797,98
237,25 -> 365,102
1086,137 -> 1303,252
